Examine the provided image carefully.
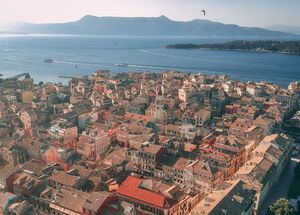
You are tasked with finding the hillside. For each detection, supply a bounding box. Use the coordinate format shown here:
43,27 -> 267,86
4,15 -> 296,37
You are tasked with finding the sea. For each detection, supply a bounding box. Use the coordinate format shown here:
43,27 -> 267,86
0,34 -> 300,87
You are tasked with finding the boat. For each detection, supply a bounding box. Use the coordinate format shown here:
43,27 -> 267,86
114,63 -> 128,67
44,58 -> 54,63
59,75 -> 78,79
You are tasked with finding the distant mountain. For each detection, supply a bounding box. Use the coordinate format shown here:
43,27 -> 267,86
265,25 -> 300,35
3,15 -> 296,37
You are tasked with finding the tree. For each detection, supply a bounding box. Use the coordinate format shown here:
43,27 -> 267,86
267,198 -> 295,215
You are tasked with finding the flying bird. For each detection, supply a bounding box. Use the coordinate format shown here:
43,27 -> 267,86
200,10 -> 206,16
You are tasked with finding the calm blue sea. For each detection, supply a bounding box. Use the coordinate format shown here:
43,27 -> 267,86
0,34 -> 300,87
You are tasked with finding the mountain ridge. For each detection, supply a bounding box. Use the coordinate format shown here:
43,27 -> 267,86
265,25 -> 300,35
2,15 -> 296,37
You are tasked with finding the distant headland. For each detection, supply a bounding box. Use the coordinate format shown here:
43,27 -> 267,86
166,40 -> 300,55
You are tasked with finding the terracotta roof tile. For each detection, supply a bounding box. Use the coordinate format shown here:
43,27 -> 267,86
117,176 -> 173,208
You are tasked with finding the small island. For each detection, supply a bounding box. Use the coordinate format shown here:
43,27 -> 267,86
167,40 -> 300,55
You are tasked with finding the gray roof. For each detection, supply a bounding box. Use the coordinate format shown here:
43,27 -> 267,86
209,180 -> 255,215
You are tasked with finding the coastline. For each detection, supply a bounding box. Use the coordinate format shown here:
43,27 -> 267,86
184,47 -> 300,56
166,40 -> 300,56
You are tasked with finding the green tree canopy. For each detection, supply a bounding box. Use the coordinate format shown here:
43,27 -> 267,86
267,198 -> 295,215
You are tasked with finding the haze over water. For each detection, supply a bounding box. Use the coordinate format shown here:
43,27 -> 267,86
0,34 -> 300,87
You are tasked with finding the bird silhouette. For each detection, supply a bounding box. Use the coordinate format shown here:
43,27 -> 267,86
200,10 -> 206,16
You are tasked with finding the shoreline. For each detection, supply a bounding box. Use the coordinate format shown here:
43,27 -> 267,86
167,47 -> 300,56
166,40 -> 300,56
193,47 -> 299,56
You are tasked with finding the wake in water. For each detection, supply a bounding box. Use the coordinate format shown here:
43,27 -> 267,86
0,48 -> 13,53
51,58 -> 218,74
140,49 -> 203,61
126,63 -> 194,72
140,49 -> 184,58
53,60 -> 109,67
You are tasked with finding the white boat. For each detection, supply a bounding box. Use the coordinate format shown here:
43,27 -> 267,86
114,63 -> 128,67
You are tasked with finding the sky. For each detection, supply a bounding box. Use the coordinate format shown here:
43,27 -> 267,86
0,0 -> 299,27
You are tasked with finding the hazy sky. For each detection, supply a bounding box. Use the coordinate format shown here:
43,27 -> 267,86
0,0 -> 299,27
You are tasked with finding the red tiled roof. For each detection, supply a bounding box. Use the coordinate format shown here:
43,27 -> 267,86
117,176 -> 172,208
124,112 -> 152,122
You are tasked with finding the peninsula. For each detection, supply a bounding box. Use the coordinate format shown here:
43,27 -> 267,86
167,40 -> 300,55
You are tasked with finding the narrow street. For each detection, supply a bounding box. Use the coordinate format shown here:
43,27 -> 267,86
260,149 -> 300,215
